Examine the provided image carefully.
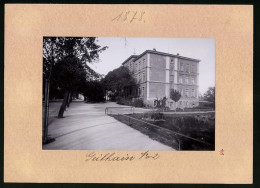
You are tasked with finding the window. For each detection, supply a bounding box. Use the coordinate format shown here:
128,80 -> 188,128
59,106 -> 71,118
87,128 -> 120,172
171,81 -> 174,87
185,76 -> 189,84
191,89 -> 195,97
143,73 -> 145,82
143,59 -> 145,68
142,87 -> 144,96
185,89 -> 189,97
179,76 -> 183,84
179,88 -> 183,96
180,63 -> 183,71
170,63 -> 174,74
192,65 -> 195,73
191,77 -> 195,85
186,64 -> 190,72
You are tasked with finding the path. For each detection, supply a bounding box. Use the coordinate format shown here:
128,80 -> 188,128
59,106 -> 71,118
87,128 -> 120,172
43,101 -> 174,150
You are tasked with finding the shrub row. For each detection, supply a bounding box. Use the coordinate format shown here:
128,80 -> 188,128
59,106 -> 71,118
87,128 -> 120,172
143,111 -> 164,121
116,97 -> 145,107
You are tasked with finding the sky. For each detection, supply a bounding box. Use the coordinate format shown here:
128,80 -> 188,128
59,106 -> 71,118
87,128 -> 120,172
89,37 -> 215,95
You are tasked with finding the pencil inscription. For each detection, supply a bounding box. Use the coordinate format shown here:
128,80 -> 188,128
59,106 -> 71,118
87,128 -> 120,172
112,10 -> 145,23
85,151 -> 159,162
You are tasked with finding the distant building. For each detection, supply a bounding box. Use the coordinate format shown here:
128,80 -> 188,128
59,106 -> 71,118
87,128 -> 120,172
122,50 -> 200,109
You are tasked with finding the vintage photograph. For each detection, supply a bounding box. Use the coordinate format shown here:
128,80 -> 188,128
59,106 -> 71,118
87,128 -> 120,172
42,37 -> 215,151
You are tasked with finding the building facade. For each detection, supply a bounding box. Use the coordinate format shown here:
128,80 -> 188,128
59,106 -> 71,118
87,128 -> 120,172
122,50 -> 200,109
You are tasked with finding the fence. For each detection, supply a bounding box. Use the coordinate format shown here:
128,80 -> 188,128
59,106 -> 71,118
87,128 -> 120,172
105,107 -> 135,115
112,113 -> 214,150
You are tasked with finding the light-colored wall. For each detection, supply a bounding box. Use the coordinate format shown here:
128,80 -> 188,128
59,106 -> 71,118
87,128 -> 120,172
122,52 -> 200,108
149,54 -> 166,82
149,82 -> 166,99
133,54 -> 147,84
148,53 -> 167,99
176,58 -> 199,100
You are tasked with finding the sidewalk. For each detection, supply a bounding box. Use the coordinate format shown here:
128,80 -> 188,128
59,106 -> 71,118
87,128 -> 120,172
43,101 -> 174,150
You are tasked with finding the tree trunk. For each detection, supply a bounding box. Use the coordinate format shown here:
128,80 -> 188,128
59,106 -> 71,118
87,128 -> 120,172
70,93 -> 73,103
58,91 -> 69,118
43,79 -> 50,143
66,92 -> 71,107
67,92 -> 73,107
43,38 -> 55,143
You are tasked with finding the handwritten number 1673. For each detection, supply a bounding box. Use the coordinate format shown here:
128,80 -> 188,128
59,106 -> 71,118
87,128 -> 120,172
112,11 -> 145,23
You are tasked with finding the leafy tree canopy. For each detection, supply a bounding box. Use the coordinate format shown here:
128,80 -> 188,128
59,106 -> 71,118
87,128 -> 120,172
82,81 -> 105,102
43,37 -> 107,80
170,89 -> 182,102
51,55 -> 87,93
102,66 -> 137,96
203,87 -> 215,103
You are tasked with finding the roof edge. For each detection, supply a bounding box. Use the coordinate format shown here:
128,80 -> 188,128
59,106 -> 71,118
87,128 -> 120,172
121,55 -> 138,65
133,50 -> 200,62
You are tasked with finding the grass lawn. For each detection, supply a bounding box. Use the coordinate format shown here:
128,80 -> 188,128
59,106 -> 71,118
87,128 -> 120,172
111,112 -> 215,151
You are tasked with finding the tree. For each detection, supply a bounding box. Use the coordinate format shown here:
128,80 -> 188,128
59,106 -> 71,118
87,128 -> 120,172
42,37 -> 107,143
103,66 -> 137,98
170,89 -> 182,111
170,89 -> 182,103
43,37 -> 62,143
51,55 -> 87,118
203,87 -> 215,103
82,81 -> 105,102
154,96 -> 168,111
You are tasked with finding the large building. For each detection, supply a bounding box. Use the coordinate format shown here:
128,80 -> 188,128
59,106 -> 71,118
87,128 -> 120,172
122,49 -> 200,109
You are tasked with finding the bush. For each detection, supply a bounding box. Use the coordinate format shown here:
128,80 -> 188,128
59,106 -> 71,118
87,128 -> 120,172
133,98 -> 144,107
143,111 -> 164,121
116,96 -> 123,105
176,108 -> 184,112
199,101 -> 215,108
116,97 -> 144,107
109,93 -> 117,102
116,97 -> 133,106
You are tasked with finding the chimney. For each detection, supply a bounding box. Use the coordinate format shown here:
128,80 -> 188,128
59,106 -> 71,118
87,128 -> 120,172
153,48 -> 157,51
177,53 -> 179,56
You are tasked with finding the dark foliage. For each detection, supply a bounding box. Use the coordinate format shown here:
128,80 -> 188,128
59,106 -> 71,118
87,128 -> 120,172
112,113 -> 215,151
203,87 -> 215,103
51,55 -> 87,92
116,97 -> 144,107
154,97 -> 167,109
133,98 -> 145,107
83,81 -> 105,102
170,89 -> 181,102
143,111 -> 164,120
43,37 -> 108,95
43,37 -> 108,118
103,66 -> 137,98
